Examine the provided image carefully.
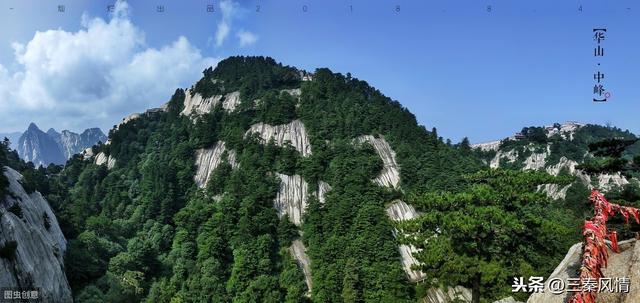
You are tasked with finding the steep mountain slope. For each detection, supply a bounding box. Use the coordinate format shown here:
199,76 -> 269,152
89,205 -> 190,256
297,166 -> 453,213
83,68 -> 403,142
52,56 -> 483,303
0,137 -> 72,302
49,128 -> 107,160
473,122 -> 640,199
17,123 -> 66,167
16,123 -> 106,167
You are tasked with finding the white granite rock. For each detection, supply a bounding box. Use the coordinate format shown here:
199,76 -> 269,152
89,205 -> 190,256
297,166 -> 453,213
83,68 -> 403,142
180,89 -> 241,117
316,181 -> 331,204
289,239 -> 312,296
94,152 -> 116,170
246,120 -> 312,157
356,135 -> 401,189
0,167 -> 72,303
527,239 -> 640,303
385,200 -> 426,282
274,174 -> 309,226
471,140 -> 502,152
421,286 -> 472,303
194,141 -> 239,188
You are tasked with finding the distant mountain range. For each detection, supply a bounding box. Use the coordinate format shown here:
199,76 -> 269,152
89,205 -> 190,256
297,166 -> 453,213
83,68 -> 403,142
8,123 -> 107,167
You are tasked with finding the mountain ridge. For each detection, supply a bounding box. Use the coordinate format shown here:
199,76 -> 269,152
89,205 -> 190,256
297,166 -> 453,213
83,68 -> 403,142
15,123 -> 106,167
10,56 -> 635,303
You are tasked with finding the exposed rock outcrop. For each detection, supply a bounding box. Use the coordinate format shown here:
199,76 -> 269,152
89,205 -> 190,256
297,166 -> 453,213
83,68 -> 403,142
194,141 -> 239,188
222,91 -> 241,112
421,286 -> 472,303
523,145 -> 550,171
316,181 -> 331,204
527,239 -> 640,303
490,149 -> 518,169
421,287 -> 522,303
49,128 -> 107,160
116,113 -> 142,130
490,148 -> 633,199
94,152 -> 116,170
471,140 -> 502,152
180,89 -> 242,117
274,174 -> 309,226
17,123 -> 65,167
246,120 -> 312,157
0,167 -> 72,303
281,88 -> 302,99
82,147 -> 94,160
15,123 -> 106,167
289,239 -> 312,296
356,135 -> 401,188
385,200 -> 426,282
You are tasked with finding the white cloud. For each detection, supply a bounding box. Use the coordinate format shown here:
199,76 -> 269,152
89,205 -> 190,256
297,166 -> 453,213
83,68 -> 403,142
215,0 -> 237,47
237,30 -> 258,47
0,0 -> 218,133
215,22 -> 230,47
214,0 -> 258,48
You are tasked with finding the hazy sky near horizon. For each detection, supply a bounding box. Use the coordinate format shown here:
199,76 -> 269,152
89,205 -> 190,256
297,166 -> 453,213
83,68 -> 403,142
0,0 -> 638,143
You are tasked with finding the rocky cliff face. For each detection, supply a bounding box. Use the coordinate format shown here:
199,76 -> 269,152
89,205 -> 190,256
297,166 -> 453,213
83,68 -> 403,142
17,123 -> 66,167
16,123 -> 106,167
527,239 -> 640,303
94,152 -> 116,170
49,128 -> 107,160
385,200 -> 427,282
0,167 -> 72,303
289,239 -> 312,296
180,89 -> 242,117
194,141 -> 238,188
356,135 -> 401,188
421,286 -> 472,303
246,120 -> 312,157
274,174 -> 309,226
476,123 -> 637,199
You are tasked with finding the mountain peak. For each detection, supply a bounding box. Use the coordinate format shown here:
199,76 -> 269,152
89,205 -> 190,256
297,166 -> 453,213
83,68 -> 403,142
27,122 -> 41,132
47,128 -> 60,137
81,127 -> 104,136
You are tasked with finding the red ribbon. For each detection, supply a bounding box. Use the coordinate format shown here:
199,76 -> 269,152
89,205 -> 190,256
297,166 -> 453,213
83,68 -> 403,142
568,190 -> 639,303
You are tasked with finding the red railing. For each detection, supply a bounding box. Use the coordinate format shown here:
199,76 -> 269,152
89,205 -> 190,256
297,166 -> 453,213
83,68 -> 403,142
568,190 -> 639,303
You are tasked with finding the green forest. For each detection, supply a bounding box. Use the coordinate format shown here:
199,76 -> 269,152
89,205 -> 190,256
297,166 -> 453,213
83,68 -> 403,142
1,56 -> 639,303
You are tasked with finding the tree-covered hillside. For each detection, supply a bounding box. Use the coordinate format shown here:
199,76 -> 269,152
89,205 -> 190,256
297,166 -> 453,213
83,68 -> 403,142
24,56 -> 631,303
43,56 -> 485,303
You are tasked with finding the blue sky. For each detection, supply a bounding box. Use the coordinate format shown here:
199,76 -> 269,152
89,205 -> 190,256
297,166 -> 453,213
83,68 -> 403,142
0,0 -> 638,143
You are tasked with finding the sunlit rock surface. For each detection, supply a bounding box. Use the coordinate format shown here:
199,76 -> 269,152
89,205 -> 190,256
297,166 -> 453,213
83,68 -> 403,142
274,174 -> 309,226
0,167 -> 72,303
385,200 -> 426,282
356,135 -> 401,188
94,152 -> 116,170
527,239 -> 640,303
490,149 -> 518,169
194,141 -> 238,188
289,239 -> 312,296
246,120 -> 312,157
421,286 -> 472,303
180,89 -> 242,117
523,145 -> 550,171
471,140 -> 502,152
316,181 -> 331,204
